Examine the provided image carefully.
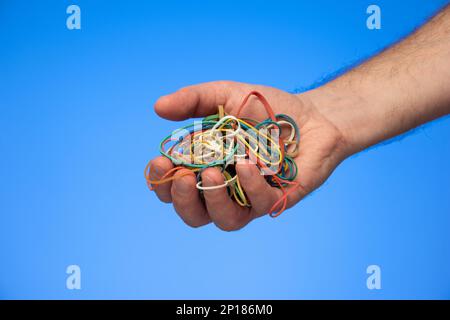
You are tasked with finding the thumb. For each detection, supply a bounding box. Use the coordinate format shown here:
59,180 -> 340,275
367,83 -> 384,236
154,81 -> 232,121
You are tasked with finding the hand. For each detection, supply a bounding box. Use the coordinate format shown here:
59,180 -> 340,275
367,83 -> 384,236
149,81 -> 350,231
149,7 -> 450,231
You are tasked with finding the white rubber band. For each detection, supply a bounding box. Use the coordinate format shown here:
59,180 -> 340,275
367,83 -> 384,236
196,173 -> 237,191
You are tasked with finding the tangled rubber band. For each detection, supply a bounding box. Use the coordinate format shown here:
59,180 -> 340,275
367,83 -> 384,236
145,91 -> 301,217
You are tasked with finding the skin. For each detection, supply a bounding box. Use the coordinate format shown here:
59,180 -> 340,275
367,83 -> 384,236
150,5 -> 450,231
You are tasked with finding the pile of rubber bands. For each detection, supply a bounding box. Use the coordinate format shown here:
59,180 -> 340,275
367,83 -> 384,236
145,91 -> 301,217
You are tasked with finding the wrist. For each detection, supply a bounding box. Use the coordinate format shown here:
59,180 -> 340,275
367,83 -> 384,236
297,85 -> 373,158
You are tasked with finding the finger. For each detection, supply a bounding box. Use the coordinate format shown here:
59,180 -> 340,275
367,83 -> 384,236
149,156 -> 174,203
154,82 -> 233,121
171,169 -> 211,228
236,162 -> 284,218
201,167 -> 252,231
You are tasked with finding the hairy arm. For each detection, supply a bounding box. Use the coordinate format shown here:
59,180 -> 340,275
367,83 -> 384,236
150,5 -> 450,230
305,4 -> 450,156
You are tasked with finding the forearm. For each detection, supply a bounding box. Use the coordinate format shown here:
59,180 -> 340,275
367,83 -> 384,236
304,4 -> 450,156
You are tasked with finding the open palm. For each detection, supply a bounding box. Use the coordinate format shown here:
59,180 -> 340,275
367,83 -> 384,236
149,81 -> 348,231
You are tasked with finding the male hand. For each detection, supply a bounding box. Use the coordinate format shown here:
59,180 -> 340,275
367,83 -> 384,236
149,81 -> 349,231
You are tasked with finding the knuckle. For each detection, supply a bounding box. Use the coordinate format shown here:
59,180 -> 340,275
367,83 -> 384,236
185,220 -> 205,228
242,181 -> 260,195
252,204 -> 269,216
214,215 -> 245,232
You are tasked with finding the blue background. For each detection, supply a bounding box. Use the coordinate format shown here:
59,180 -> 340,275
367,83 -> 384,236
1,0 -> 449,299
